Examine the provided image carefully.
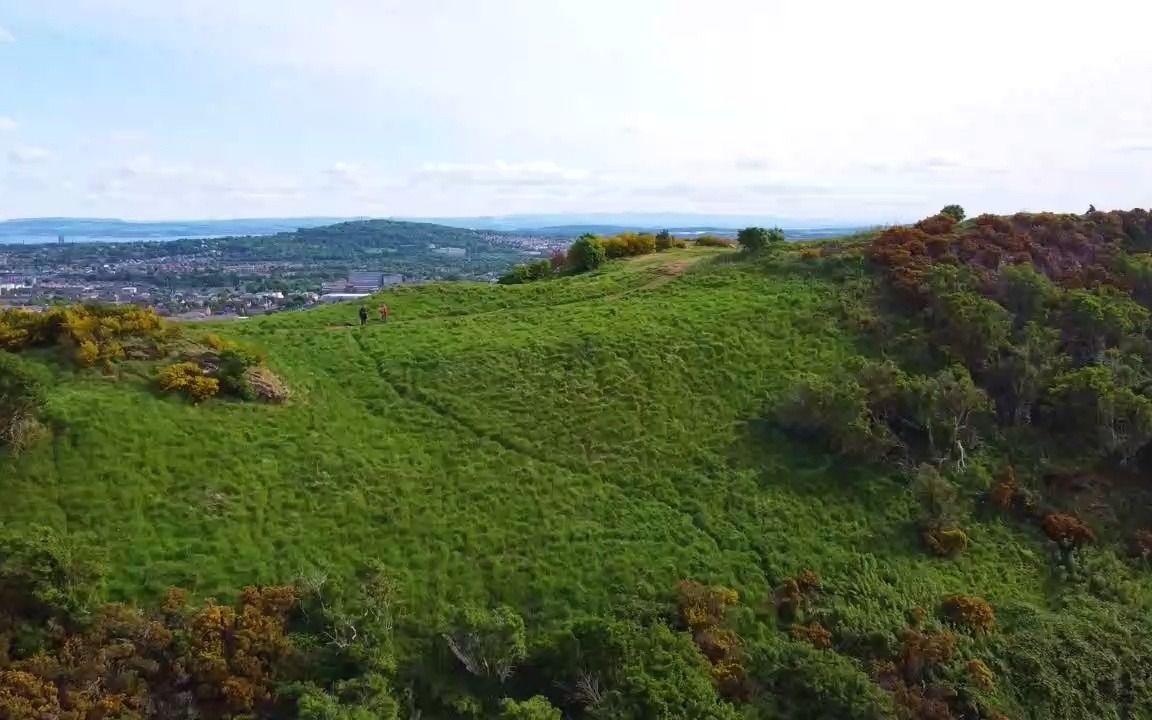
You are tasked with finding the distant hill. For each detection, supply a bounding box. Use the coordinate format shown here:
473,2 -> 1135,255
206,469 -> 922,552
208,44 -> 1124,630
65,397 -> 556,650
403,211 -> 872,232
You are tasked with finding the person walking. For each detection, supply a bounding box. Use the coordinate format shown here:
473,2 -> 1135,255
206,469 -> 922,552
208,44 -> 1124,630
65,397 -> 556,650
358,305 -> 369,326
378,303 -> 390,323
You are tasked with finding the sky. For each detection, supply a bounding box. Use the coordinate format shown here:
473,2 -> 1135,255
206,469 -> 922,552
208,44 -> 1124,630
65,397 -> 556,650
0,0 -> 1150,223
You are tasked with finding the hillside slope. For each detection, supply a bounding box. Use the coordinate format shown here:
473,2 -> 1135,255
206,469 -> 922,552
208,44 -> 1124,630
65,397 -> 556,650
3,240 -> 1152,718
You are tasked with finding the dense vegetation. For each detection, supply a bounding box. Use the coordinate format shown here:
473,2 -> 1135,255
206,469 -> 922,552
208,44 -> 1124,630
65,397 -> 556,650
4,211 -> 1152,718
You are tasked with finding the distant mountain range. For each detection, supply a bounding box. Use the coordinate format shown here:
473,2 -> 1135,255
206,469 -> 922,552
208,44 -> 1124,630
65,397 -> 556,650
400,212 -> 869,232
0,214 -> 871,245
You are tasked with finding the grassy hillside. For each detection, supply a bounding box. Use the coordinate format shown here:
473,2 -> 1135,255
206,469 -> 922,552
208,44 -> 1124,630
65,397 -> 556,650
4,235 -> 1152,718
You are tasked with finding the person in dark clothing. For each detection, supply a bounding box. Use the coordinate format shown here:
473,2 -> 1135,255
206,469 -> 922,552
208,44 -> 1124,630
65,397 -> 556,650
358,306 -> 369,326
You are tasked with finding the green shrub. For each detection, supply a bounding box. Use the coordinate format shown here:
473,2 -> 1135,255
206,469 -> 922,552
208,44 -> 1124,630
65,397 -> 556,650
499,259 -> 553,285
567,234 -> 607,273
991,603 -> 1152,719
215,347 -> 264,400
940,204 -> 966,222
736,226 -> 785,253
537,618 -> 738,720
444,605 -> 526,682
695,235 -> 736,248
499,696 -> 562,720
748,639 -> 894,720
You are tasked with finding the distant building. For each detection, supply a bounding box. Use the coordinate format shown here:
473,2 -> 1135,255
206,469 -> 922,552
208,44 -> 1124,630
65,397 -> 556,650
433,246 -> 467,257
348,271 -> 384,291
342,271 -> 405,292
319,293 -> 372,304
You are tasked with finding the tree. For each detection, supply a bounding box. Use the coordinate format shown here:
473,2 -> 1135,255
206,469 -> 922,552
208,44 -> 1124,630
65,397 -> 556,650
940,204 -> 966,222
655,230 -> 673,250
1059,289 -> 1150,361
1045,365 -> 1152,462
990,322 -> 1063,425
927,289 -> 1012,370
998,263 -> 1057,324
499,696 -> 563,720
539,619 -> 740,720
736,226 -> 785,253
775,369 -> 901,462
567,234 -> 607,273
444,605 -> 527,682
907,367 -> 991,467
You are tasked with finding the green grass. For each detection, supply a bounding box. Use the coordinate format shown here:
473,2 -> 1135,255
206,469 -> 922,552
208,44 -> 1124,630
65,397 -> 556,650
4,245 -> 1148,715
0,247 -> 1047,604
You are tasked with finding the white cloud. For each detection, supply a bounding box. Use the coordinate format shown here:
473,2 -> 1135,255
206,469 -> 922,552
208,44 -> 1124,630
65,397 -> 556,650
0,24 -> 13,43
322,161 -> 367,190
88,155 -> 301,205
0,117 -> 16,132
7,146 -> 50,164
6,0 -> 1152,218
412,161 -> 593,188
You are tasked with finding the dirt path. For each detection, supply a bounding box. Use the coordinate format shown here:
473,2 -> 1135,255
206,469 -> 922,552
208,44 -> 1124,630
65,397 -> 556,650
602,257 -> 703,301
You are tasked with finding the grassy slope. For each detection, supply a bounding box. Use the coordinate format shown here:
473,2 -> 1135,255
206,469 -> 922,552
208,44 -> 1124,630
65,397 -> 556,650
1,247 -> 1060,643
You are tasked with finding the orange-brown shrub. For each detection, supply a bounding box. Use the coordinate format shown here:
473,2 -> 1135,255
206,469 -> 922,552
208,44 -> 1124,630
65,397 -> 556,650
676,579 -> 738,631
795,569 -> 821,593
915,214 -> 959,236
965,658 -> 994,690
989,466 -> 1017,509
694,626 -> 743,665
892,683 -> 959,720
922,528 -> 969,557
677,584 -> 749,700
898,628 -> 956,683
907,607 -> 928,628
1041,512 -> 1095,547
941,595 -> 995,634
790,621 -> 833,649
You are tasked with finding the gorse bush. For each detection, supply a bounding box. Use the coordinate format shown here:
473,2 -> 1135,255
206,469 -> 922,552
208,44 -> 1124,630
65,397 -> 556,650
941,595 -> 995,634
0,304 -> 168,366
158,362 -> 220,403
1041,513 -> 1095,549
602,232 -> 657,259
155,334 -> 281,405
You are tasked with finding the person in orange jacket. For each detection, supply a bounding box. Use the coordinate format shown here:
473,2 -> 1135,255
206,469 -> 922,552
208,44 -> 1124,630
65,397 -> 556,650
378,303 -> 390,323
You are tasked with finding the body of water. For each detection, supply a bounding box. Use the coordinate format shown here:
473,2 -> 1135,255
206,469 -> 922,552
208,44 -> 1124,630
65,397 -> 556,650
0,234 -> 232,245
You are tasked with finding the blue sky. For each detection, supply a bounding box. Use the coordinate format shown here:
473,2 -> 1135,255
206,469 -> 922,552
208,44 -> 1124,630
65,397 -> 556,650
1,0 -> 1150,222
